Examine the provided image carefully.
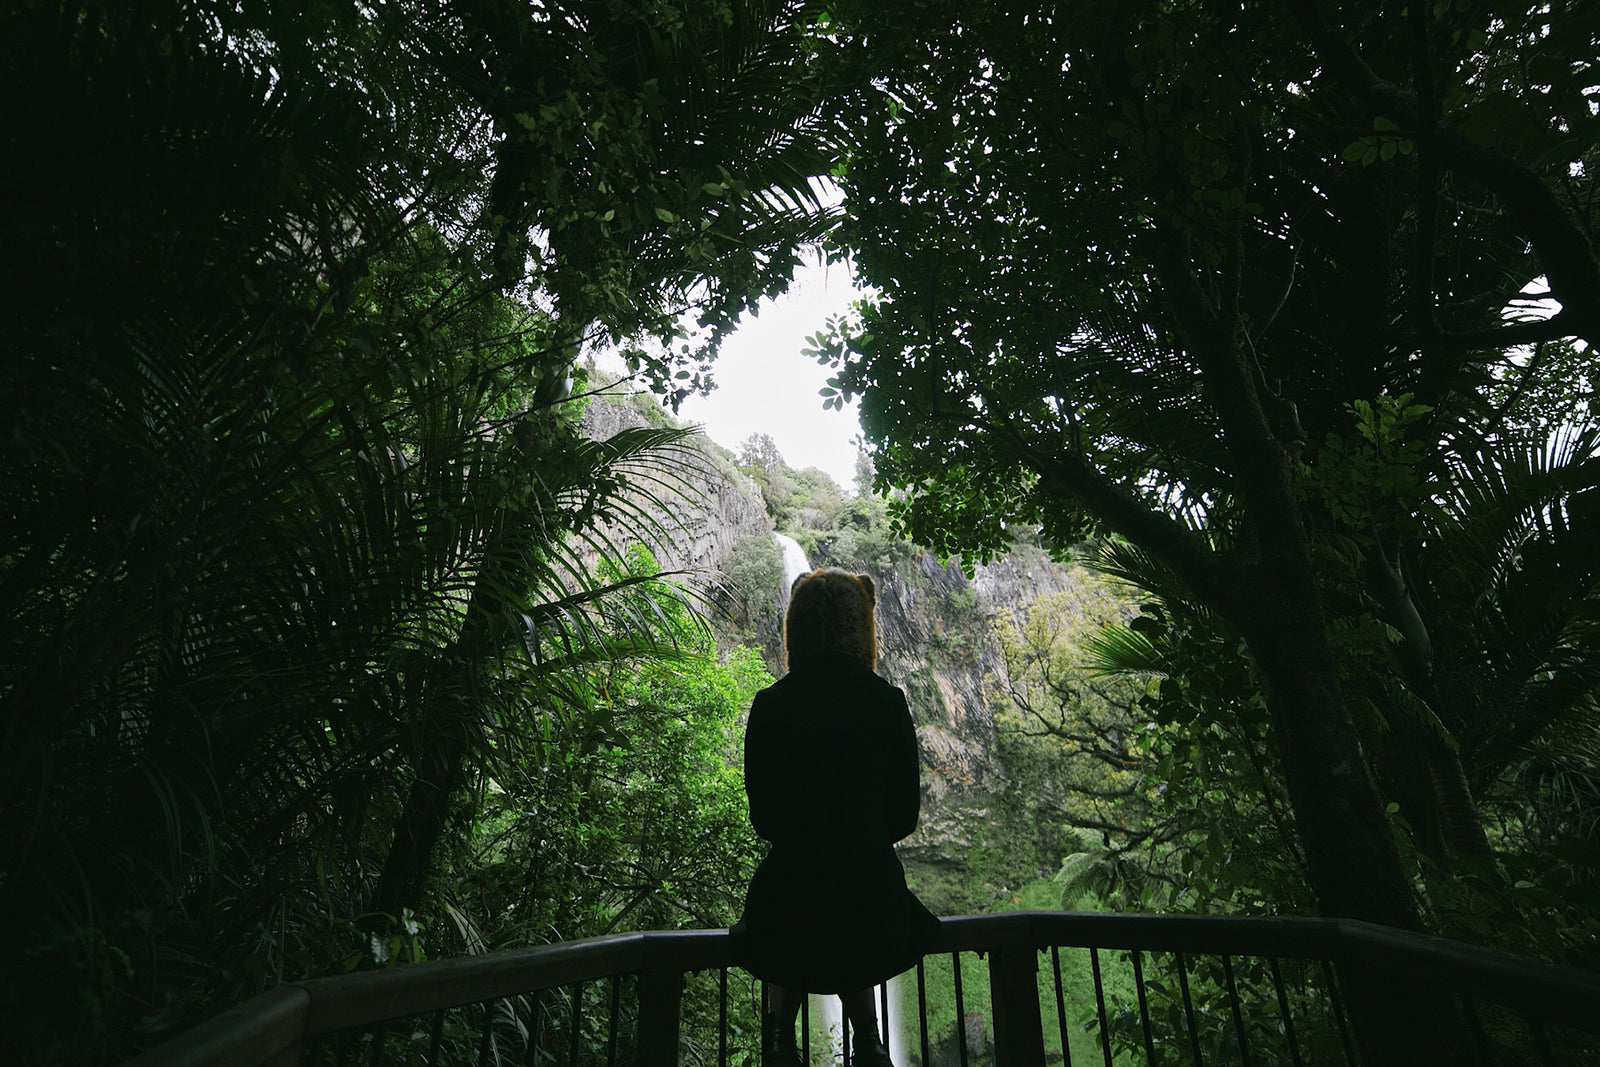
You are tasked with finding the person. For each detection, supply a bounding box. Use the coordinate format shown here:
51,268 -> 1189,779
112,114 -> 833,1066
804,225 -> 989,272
734,569 -> 940,1067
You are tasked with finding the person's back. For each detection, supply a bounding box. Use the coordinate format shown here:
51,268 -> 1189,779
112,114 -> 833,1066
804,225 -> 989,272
734,570 -> 939,1067
744,654 -> 916,847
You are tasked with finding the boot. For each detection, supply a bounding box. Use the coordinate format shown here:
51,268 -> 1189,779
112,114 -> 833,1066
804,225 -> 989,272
762,1016 -> 800,1067
852,1034 -> 895,1067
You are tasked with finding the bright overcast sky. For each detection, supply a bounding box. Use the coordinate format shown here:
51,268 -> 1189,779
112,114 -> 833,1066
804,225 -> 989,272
673,261 -> 865,491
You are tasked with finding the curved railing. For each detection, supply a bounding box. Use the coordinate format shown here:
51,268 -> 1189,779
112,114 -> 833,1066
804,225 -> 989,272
123,912 -> 1600,1066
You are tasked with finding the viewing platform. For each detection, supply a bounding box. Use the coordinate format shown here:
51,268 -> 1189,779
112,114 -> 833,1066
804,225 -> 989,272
124,911 -> 1600,1066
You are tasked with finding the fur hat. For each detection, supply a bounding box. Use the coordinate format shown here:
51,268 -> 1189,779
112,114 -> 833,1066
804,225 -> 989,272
784,568 -> 878,671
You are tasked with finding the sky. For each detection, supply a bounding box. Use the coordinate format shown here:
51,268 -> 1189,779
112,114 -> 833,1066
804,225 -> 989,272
670,262 -> 866,491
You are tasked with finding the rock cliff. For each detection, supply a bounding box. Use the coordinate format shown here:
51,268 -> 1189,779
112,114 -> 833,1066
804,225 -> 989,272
579,399 -> 771,578
854,548 -> 1079,870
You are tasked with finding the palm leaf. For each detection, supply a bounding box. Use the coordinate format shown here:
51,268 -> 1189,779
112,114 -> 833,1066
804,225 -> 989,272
1081,625 -> 1168,679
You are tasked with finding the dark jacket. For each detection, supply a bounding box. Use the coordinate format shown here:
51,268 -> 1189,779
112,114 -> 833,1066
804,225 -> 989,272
734,653 -> 939,992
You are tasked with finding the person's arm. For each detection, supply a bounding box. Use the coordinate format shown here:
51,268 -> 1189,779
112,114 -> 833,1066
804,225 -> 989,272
886,686 -> 921,842
744,690 -> 780,842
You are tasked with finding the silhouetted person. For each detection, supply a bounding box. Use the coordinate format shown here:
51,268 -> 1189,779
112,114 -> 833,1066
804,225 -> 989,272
735,569 -> 939,1067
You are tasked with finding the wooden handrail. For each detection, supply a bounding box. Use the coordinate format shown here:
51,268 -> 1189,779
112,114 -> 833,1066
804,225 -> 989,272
936,910 -> 1346,957
119,985 -> 310,1067
121,931 -> 728,1067
1336,918 -> 1600,1030
295,929 -> 723,1035
121,912 -> 1600,1067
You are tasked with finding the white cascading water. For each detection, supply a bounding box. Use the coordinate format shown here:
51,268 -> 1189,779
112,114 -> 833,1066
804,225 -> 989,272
773,531 -> 812,596
772,533 -> 908,1062
810,978 -> 908,1065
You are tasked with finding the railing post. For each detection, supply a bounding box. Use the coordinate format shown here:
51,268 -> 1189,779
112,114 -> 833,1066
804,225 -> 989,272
1337,958 -> 1470,1067
637,966 -> 684,1067
987,944 -> 1045,1067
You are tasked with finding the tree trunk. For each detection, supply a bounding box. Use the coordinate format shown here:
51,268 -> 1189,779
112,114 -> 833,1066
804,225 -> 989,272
1364,542 -> 1495,874
1154,233 -> 1423,928
1428,744 -> 1494,866
1234,565 -> 1469,1064
1236,579 -> 1419,929
367,491 -> 526,922
369,731 -> 468,923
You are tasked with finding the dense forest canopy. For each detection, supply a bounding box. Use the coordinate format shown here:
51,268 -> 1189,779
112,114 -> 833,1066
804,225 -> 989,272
811,0 -> 1600,1044
815,0 -> 1600,926
2,0 -> 1598,1062
2,1 -> 832,1060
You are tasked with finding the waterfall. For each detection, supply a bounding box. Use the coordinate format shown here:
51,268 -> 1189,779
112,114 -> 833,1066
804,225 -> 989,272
773,532 -> 812,597
811,978 -> 908,1064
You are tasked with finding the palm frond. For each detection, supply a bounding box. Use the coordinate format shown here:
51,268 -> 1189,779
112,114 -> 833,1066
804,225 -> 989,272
1081,625 -> 1168,679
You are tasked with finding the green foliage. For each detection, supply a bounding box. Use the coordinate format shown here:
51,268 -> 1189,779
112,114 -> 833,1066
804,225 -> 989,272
413,550 -> 774,1064
1,1 -> 836,1059
2,202 -> 713,1055
813,494 -> 917,571
1303,395 -> 1437,531
821,0 -> 1600,950
739,432 -> 788,476
896,877 -> 1138,1067
1098,951 -> 1353,1067
986,569 -> 1314,918
732,430 -> 920,570
725,533 -> 786,629
11,0 -> 1600,1059
739,432 -> 800,520
463,549 -> 773,944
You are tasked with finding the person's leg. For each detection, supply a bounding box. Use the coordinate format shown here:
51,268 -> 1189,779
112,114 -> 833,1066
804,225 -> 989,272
842,988 -> 893,1063
763,984 -> 802,1065
840,987 -> 879,1042
770,983 -> 803,1032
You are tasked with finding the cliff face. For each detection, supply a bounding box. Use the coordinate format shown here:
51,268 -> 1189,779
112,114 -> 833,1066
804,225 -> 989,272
868,554 -> 995,864
579,400 -> 770,578
860,547 -> 1079,869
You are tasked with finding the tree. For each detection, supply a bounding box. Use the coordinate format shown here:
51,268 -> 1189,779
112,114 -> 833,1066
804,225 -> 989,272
852,443 -> 877,498
814,0 -> 1598,982
1,1 -> 840,1057
816,8 -> 1600,1050
725,532 -> 786,628
738,432 -> 797,517
200,0 -> 840,395
740,432 -> 789,476
989,586 -> 1171,902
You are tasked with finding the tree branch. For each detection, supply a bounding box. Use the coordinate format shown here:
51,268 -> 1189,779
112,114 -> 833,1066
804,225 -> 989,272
980,405 -> 1239,610
1286,0 -> 1600,349
1417,311 -> 1582,354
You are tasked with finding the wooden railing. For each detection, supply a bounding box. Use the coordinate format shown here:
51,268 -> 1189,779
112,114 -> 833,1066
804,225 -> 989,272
121,912 -> 1600,1066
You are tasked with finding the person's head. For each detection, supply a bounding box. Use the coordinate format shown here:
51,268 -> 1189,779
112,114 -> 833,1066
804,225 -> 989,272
783,568 -> 877,672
